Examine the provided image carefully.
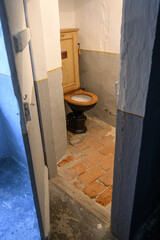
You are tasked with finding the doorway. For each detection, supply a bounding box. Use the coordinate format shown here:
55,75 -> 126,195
52,0 -> 122,232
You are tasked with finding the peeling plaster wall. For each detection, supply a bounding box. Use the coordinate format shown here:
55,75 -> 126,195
118,1 -> 160,117
59,0 -> 122,126
40,0 -> 67,163
58,0 -> 75,28
75,0 -> 122,53
111,1 -> 160,239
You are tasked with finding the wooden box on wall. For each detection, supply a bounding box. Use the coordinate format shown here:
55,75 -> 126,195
60,28 -> 80,94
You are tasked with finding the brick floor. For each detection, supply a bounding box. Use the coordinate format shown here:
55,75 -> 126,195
57,116 -> 115,208
96,186 -> 113,206
97,155 -> 114,171
83,182 -> 106,199
78,166 -> 104,185
57,155 -> 73,167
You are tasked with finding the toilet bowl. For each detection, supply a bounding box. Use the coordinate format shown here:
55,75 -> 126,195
60,28 -> 98,133
64,89 -> 98,133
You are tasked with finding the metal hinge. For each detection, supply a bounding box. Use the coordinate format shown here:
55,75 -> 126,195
23,102 -> 31,122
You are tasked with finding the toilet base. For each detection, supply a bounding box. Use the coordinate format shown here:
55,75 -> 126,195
67,125 -> 87,134
67,112 -> 87,134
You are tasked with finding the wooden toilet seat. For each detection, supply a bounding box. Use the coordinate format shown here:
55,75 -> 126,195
64,90 -> 98,106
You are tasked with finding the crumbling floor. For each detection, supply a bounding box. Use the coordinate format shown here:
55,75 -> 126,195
49,179 -> 116,240
51,116 -> 116,239
58,116 -> 115,208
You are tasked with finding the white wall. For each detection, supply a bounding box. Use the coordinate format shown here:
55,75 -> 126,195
40,0 -> 61,70
40,0 -> 67,163
59,0 -> 75,29
58,0 -> 123,53
75,0 -> 122,53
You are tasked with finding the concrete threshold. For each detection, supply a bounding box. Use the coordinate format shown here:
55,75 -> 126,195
50,175 -> 117,240
51,175 -> 111,224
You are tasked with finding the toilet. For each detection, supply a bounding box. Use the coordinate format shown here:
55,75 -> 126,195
60,28 -> 98,133
64,89 -> 98,133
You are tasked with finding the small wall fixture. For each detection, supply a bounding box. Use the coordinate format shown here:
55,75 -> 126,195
61,51 -> 67,60
13,28 -> 31,53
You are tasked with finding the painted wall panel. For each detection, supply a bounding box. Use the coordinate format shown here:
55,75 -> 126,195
111,111 -> 143,240
40,0 -> 67,163
48,68 -> 67,163
0,20 -> 27,164
79,50 -> 120,126
118,0 -> 159,117
75,0 -> 122,53
0,74 -> 27,165
26,0 -> 48,81
130,8 -> 160,237
40,0 -> 61,70
59,0 -> 75,28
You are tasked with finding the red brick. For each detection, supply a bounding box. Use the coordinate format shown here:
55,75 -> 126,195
82,148 -> 97,155
99,168 -> 113,186
96,186 -> 112,206
87,126 -> 100,134
72,152 -> 86,160
73,181 -> 86,190
82,152 -> 104,168
88,142 -> 103,151
99,144 -> 115,156
66,163 -> 86,180
98,155 -> 114,171
97,125 -> 112,137
57,156 -> 74,167
78,166 -> 104,185
83,182 -> 106,199
67,145 -> 80,155
84,134 -> 102,144
99,135 -> 114,146
75,141 -> 89,151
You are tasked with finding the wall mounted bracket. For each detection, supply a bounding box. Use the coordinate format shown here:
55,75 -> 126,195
13,27 -> 31,53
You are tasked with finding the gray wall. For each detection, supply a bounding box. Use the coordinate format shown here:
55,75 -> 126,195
48,68 -> 67,163
79,50 -> 120,127
111,110 -> 143,240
